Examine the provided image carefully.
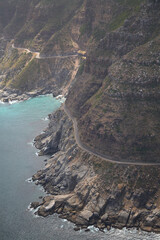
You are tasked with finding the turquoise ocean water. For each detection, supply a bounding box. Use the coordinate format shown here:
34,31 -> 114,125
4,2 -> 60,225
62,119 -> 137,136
0,95 -> 159,240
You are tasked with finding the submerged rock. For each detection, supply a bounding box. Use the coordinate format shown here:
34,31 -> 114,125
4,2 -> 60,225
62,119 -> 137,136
31,202 -> 41,209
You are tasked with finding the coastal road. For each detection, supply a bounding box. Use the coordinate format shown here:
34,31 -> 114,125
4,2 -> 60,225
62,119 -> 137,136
63,103 -> 160,166
12,44 -> 78,59
11,42 -> 160,166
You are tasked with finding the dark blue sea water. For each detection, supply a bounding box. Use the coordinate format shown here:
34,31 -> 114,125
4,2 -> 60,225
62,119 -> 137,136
0,95 -> 159,240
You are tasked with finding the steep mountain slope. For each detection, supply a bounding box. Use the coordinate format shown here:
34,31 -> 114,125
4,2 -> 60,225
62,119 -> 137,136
31,0 -> 160,233
0,0 -> 160,233
66,0 -> 160,163
2,0 -> 84,50
0,0 -> 85,94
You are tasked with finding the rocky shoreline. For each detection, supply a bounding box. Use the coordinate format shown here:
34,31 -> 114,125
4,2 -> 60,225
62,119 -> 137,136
32,107 -> 160,234
1,88 -> 160,233
0,87 -> 62,103
0,0 -> 160,236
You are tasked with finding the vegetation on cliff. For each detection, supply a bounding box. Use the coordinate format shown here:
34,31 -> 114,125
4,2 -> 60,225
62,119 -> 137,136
66,0 -> 160,163
0,0 -> 160,233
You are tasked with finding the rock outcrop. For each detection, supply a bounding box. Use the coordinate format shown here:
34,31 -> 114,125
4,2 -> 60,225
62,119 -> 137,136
66,0 -> 160,163
0,0 -> 84,93
33,108 -> 160,233
0,0 -> 160,233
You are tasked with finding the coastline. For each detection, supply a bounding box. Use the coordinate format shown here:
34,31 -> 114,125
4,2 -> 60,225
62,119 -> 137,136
0,1 -> 160,238
1,87 -> 160,234
31,105 -> 160,234
0,88 -> 59,103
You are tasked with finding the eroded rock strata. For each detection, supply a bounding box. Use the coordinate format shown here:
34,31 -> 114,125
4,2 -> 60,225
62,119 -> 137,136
33,109 -> 160,233
0,0 -> 160,233
66,0 -> 160,163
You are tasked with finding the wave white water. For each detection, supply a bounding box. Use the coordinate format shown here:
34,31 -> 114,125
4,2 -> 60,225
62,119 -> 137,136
39,93 -> 53,98
0,94 -> 65,240
27,203 -> 33,212
35,151 -> 40,156
40,131 -> 45,134
9,100 -> 19,104
60,97 -> 66,103
88,226 -> 99,233
0,99 -> 23,105
56,95 -> 63,99
27,140 -> 34,147
26,176 -> 48,193
25,177 -> 33,183
42,116 -> 49,121
38,185 -> 46,193
27,203 -> 41,218
62,219 -> 67,222
0,92 -> 61,108
56,95 -> 66,103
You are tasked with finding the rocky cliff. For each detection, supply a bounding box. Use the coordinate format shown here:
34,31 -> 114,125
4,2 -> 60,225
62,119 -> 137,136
0,0 -> 160,233
0,0 -> 85,96
66,0 -> 160,163
33,108 -> 160,233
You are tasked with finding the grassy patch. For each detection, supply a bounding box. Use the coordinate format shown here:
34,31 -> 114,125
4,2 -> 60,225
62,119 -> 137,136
109,10 -> 131,31
114,0 -> 144,8
12,59 -> 41,90
95,90 -> 103,99
109,0 -> 144,31
77,61 -> 85,76
93,27 -> 106,41
80,23 -> 91,35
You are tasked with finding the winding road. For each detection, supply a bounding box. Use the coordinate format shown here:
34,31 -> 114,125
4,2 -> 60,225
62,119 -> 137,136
12,44 -> 78,59
12,43 -> 160,166
63,103 -> 160,166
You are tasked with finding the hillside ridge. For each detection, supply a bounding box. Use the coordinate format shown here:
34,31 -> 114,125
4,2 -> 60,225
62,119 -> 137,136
0,0 -> 160,233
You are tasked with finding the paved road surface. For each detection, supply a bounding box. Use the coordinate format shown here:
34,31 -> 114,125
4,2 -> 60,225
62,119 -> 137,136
12,42 -> 160,166
12,44 -> 78,59
63,103 -> 160,166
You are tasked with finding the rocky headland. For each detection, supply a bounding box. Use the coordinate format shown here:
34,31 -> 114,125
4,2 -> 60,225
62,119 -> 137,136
32,107 -> 160,233
0,88 -> 53,103
0,0 -> 160,234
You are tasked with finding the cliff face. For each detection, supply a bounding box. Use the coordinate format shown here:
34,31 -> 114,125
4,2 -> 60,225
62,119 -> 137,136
66,0 -> 160,163
1,0 -> 160,233
33,108 -> 160,233
2,0 -> 84,51
0,42 -> 78,95
0,0 -> 85,94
